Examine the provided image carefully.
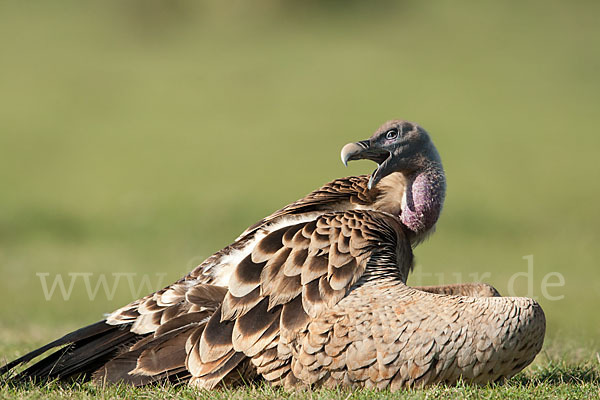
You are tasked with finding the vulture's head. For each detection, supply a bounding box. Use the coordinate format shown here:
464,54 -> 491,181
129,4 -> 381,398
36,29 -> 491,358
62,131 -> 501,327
341,119 -> 441,190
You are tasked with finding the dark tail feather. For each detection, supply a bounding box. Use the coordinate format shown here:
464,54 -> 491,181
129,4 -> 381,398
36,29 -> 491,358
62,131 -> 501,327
93,325 -> 198,386
1,320 -> 143,383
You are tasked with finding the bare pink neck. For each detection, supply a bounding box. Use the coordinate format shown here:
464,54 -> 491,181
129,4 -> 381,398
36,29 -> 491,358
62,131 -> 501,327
400,161 -> 446,237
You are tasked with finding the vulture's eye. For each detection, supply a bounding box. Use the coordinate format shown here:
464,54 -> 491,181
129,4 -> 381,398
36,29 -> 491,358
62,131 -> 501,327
385,129 -> 399,140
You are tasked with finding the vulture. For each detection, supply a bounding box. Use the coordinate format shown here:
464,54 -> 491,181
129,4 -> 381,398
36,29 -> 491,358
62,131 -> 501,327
1,119 -> 545,390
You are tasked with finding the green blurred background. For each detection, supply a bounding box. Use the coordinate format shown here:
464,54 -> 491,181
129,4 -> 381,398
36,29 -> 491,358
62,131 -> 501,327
0,0 -> 598,359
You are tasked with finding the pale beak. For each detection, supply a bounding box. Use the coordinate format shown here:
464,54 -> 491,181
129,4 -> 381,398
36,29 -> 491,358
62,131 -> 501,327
340,140 -> 391,190
340,141 -> 369,166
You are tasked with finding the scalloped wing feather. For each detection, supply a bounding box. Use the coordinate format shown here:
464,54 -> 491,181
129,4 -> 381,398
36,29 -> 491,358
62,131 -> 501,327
189,210 -> 401,388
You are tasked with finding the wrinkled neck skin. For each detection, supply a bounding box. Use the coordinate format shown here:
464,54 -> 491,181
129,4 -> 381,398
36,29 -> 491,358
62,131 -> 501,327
400,154 -> 446,244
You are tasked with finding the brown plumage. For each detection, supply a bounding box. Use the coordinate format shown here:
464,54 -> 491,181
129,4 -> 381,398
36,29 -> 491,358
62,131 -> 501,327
1,119 -> 545,390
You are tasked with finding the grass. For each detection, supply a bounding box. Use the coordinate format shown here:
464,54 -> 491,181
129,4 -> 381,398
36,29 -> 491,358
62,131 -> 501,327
1,0 -> 599,398
2,357 -> 599,399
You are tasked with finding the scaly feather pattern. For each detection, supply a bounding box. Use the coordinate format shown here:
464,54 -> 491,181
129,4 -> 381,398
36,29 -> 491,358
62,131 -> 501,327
1,119 -> 545,391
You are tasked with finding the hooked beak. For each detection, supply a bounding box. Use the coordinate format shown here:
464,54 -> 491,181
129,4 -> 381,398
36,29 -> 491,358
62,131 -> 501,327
340,140 -> 391,190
